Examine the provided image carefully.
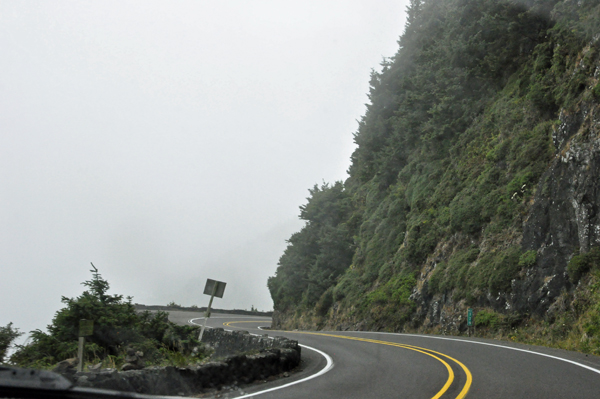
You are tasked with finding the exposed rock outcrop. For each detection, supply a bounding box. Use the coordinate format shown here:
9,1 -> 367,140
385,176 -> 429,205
52,358 -> 78,375
121,347 -> 145,371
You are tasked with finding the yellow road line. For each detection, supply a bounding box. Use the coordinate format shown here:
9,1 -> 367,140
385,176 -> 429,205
398,342 -> 472,399
222,320 -> 270,327
289,331 -> 471,399
221,322 -> 471,399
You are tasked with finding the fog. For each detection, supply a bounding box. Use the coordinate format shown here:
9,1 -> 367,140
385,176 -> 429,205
0,0 -> 408,338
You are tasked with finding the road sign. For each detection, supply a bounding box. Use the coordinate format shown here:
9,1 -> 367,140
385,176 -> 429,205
199,278 -> 227,341
79,319 -> 94,337
203,279 -> 226,298
467,308 -> 473,327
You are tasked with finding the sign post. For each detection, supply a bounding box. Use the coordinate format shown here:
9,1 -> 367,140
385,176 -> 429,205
198,279 -> 226,341
77,319 -> 94,372
467,308 -> 473,336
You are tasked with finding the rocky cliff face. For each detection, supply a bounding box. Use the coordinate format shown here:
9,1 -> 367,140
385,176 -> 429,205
269,0 -> 600,353
308,98 -> 600,335
521,103 -> 600,309
408,99 -> 600,334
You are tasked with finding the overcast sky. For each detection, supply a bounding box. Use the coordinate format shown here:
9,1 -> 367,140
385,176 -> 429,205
0,0 -> 409,338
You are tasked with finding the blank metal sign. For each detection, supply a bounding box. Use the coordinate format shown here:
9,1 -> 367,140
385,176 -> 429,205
203,279 -> 226,298
79,319 -> 94,337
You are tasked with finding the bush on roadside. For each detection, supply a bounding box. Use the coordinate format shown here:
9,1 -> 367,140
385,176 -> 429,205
10,264 -> 206,369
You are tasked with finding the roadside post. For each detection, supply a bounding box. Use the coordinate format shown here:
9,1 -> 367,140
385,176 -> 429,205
467,308 -> 473,336
198,279 -> 226,341
77,319 -> 94,372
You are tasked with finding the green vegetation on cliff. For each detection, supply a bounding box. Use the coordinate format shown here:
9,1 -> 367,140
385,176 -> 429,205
269,0 -> 600,354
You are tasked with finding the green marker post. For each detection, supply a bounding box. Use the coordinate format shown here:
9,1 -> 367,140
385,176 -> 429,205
467,308 -> 473,336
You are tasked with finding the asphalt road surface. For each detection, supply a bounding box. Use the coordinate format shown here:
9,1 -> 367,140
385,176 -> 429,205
166,311 -> 600,399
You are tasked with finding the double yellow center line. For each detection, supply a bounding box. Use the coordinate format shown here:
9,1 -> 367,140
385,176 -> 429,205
293,331 -> 472,399
223,320 -> 270,327
222,321 -> 472,399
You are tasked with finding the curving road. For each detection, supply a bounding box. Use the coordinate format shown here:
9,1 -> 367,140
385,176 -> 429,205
166,311 -> 600,398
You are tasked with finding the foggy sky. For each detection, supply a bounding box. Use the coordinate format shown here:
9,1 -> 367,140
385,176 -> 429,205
0,0 -> 408,339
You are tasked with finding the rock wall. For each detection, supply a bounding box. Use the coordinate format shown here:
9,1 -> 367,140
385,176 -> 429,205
413,100 -> 600,333
73,349 -> 299,396
428,102 -> 598,324
66,330 -> 300,396
519,102 -> 600,314
201,328 -> 298,358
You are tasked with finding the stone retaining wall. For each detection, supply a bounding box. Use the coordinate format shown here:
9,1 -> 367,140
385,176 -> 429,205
201,328 -> 297,358
69,330 -> 300,396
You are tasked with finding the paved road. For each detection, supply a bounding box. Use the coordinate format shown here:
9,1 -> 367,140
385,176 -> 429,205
167,311 -> 600,398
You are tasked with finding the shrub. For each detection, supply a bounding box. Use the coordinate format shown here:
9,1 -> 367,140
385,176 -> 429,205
366,274 -> 416,307
428,247 -> 479,298
449,195 -> 483,235
10,265 -> 205,368
481,246 -> 522,294
519,250 -> 537,267
568,247 -> 600,283
428,262 -> 445,294
315,288 -> 334,316
474,309 -> 499,328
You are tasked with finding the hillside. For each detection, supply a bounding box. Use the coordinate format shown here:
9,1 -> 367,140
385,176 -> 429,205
268,0 -> 600,355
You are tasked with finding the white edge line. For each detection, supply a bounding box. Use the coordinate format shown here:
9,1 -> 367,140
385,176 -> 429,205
186,316 -> 272,320
235,344 -> 334,399
342,330 -> 600,375
187,318 -> 335,398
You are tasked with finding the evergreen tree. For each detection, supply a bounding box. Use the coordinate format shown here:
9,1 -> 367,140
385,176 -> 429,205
0,323 -> 22,363
11,264 -> 201,368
